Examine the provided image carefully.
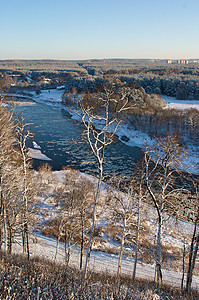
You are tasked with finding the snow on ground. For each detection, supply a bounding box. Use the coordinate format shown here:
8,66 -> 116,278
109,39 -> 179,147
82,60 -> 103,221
12,232 -> 199,290
11,169 -> 199,290
163,95 -> 199,111
33,89 -> 63,104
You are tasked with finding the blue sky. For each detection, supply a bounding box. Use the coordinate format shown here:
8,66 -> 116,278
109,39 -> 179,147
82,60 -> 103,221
0,0 -> 199,60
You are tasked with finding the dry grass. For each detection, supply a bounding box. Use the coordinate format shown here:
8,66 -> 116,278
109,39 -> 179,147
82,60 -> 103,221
0,251 -> 198,299
104,224 -> 122,242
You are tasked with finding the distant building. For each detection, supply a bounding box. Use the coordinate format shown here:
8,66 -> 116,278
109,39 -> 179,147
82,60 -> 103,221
167,59 -> 190,64
177,60 -> 189,64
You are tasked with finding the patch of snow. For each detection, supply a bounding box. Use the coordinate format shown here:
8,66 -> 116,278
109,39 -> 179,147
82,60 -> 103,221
28,148 -> 52,161
34,89 -> 64,103
57,85 -> 65,90
163,95 -> 199,111
33,141 -> 41,150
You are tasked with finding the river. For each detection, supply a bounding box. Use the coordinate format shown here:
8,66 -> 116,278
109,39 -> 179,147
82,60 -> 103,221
15,96 -> 141,180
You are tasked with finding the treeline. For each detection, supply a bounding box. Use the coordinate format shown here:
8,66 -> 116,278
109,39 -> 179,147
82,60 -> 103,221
120,73 -> 199,100
126,108 -> 199,146
0,60 -> 87,73
63,73 -> 199,100
1,59 -> 199,100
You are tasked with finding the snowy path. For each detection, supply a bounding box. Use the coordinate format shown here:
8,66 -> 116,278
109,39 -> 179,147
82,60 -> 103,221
13,233 -> 199,291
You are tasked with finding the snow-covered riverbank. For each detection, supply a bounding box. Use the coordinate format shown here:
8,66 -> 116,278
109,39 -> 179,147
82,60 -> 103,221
9,89 -> 199,174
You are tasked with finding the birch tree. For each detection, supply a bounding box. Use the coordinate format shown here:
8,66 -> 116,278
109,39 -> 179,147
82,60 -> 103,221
185,177 -> 199,294
132,164 -> 145,280
53,181 -> 78,266
79,84 -> 131,281
144,133 -> 187,286
0,101 -> 18,253
107,178 -> 136,278
0,102 -> 35,256
75,178 -> 94,270
53,172 -> 94,267
15,117 -> 34,259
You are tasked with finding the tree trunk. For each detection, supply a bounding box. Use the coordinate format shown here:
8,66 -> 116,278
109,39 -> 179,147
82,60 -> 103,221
7,228 -> 14,255
25,222 -> 30,260
117,216 -> 126,278
3,204 -> 7,252
83,164 -> 103,282
181,238 -> 186,290
133,191 -> 141,280
0,191 -> 3,251
189,233 -> 199,288
22,209 -> 30,260
22,222 -> 25,254
54,220 -> 63,264
6,214 -> 14,255
65,230 -> 71,267
186,212 -> 199,294
155,214 -> 163,286
80,218 -> 84,270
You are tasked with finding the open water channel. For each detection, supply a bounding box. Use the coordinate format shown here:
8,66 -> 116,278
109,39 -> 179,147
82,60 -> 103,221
15,97 -> 141,180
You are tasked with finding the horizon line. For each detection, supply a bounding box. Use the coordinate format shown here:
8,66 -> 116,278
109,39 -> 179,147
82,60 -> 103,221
0,57 -> 199,62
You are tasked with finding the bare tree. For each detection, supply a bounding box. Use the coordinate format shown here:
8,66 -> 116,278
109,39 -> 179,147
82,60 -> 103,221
0,101 -> 21,253
144,133 -> 187,286
79,85 -> 131,281
107,178 -> 136,278
74,178 -> 94,270
15,117 -> 34,260
53,172 -> 94,267
132,164 -> 145,280
185,177 -> 199,294
1,167 -> 23,254
181,237 -> 186,290
53,181 -> 77,266
0,102 -> 35,257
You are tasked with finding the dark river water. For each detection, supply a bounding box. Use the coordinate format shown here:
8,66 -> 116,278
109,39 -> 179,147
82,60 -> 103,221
15,98 -> 141,180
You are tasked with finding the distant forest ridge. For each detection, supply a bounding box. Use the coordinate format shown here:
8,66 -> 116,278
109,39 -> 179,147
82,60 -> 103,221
1,58 -> 199,101
0,58 -> 199,73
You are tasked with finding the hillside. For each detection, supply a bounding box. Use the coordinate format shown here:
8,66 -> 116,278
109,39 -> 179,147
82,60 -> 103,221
10,168 -> 199,290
